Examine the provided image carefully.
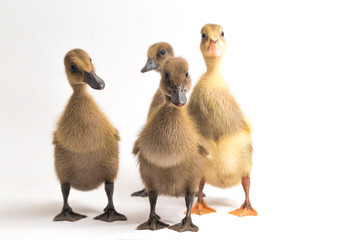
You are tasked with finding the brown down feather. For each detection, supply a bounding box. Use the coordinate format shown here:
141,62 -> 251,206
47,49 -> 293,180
53,49 -> 120,191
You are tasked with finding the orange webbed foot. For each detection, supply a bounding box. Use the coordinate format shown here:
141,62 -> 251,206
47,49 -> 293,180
229,203 -> 257,217
188,200 -> 216,215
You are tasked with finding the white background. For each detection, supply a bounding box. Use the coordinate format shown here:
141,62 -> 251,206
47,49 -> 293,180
1,0 -> 360,239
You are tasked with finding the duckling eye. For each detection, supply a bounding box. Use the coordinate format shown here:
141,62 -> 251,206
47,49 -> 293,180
164,72 -> 169,79
202,33 -> 206,39
90,57 -> 92,62
221,31 -> 224,37
70,65 -> 78,73
160,50 -> 166,55
185,72 -> 189,78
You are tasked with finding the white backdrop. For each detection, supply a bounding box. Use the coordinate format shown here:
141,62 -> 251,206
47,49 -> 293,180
1,0 -> 360,239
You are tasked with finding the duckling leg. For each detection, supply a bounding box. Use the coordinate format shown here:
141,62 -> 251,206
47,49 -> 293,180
94,181 -> 127,222
131,188 -> 148,197
169,192 -> 199,232
53,183 -> 87,222
190,178 -> 216,215
137,191 -> 169,231
229,176 -> 258,217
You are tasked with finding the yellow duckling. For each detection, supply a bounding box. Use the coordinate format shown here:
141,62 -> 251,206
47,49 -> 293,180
188,24 -> 258,217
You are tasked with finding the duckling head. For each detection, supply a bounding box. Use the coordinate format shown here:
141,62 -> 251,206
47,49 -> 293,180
200,24 -> 227,58
64,49 -> 105,90
141,42 -> 174,73
160,57 -> 191,108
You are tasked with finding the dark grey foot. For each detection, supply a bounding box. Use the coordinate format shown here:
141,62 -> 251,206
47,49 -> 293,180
137,216 -> 169,231
131,189 -> 148,197
169,218 -> 199,232
94,208 -> 127,222
53,208 -> 87,222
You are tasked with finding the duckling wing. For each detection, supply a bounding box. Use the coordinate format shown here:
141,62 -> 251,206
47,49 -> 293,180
132,139 -> 140,155
113,128 -> 121,141
52,131 -> 58,145
197,139 -> 210,157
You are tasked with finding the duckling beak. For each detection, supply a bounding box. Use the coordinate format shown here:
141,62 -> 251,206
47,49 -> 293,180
141,58 -> 159,73
170,85 -> 187,107
84,70 -> 105,90
208,39 -> 221,57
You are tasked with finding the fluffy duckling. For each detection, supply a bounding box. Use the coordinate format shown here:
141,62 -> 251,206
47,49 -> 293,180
131,42 -> 174,198
187,24 -> 258,217
133,57 -> 208,232
53,49 -> 127,222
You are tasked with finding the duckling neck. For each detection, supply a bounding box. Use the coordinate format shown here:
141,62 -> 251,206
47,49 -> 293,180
204,56 -> 222,74
71,84 -> 89,95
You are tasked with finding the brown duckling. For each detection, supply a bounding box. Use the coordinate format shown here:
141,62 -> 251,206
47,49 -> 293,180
133,57 -> 208,232
187,24 -> 258,217
53,49 -> 127,222
131,42 -> 174,198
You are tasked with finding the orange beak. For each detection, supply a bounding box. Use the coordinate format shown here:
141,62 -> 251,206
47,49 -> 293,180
208,39 -> 221,56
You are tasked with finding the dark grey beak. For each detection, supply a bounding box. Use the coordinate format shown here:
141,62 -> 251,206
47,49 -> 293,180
84,70 -> 105,90
141,58 -> 159,73
170,85 -> 187,107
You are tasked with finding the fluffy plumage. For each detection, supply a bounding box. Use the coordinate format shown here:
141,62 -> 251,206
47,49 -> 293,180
54,49 -> 119,190
53,49 -> 126,222
188,24 -> 257,217
131,42 -> 175,198
134,57 -> 206,232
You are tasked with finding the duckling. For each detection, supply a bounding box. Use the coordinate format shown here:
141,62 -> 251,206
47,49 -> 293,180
187,24 -> 258,217
133,57 -> 208,232
53,49 -> 127,222
131,42 -> 174,198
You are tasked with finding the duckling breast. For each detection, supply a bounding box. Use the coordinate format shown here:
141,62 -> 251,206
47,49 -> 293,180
138,106 -> 200,168
204,130 -> 253,188
55,94 -> 117,153
188,82 -> 245,141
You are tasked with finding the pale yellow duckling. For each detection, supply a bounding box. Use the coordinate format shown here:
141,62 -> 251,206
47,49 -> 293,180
188,24 -> 257,217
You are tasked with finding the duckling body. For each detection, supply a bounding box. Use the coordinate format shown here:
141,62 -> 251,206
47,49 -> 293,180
132,42 -> 174,197
53,49 -> 126,222
188,24 -> 257,217
134,57 -> 206,232
137,104 -> 204,197
189,76 -> 252,188
54,87 -> 119,191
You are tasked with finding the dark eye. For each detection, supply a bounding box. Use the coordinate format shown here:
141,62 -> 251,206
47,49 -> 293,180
185,72 -> 188,78
70,65 -> 77,73
202,33 -> 206,39
90,57 -> 92,62
164,72 -> 169,78
160,50 -> 166,55
221,31 -> 224,37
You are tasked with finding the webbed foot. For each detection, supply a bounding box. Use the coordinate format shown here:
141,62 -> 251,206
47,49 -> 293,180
94,208 -> 127,222
53,207 -> 86,222
137,216 -> 169,231
190,200 -> 216,215
169,218 -> 199,232
131,189 -> 148,197
229,202 -> 258,217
